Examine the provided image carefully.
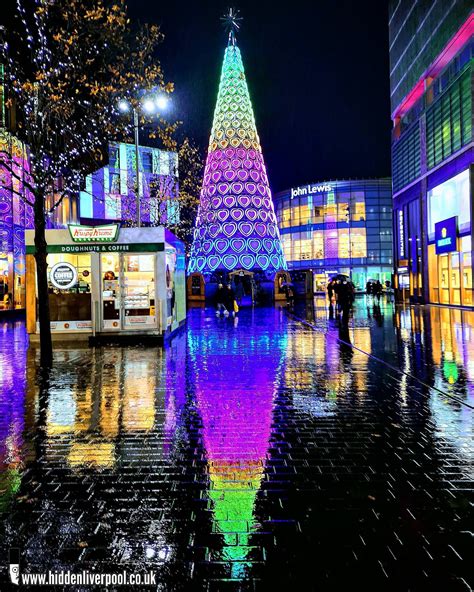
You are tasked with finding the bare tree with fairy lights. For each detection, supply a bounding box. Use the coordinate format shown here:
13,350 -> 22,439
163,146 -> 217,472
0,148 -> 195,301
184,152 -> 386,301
1,0 -> 178,364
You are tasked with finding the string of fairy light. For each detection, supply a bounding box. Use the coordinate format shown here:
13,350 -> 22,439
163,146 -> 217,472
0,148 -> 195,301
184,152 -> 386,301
2,0 -> 171,216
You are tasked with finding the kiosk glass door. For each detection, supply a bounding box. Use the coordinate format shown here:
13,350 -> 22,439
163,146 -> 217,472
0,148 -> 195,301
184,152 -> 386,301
122,254 -> 156,329
101,253 -> 156,331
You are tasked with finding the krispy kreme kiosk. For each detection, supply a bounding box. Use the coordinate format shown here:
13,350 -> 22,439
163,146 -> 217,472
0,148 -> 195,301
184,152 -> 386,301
25,225 -> 186,342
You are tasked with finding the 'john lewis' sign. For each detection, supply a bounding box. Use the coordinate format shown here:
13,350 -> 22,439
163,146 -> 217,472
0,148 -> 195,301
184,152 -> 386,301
291,184 -> 334,199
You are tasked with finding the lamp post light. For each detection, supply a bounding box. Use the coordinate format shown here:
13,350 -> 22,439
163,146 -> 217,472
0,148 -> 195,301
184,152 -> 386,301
344,201 -> 352,280
117,94 -> 169,227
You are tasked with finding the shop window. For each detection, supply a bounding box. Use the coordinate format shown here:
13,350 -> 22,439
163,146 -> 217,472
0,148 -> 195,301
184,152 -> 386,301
451,252 -> 461,305
281,235 -> 292,260
325,230 -> 338,259
351,229 -> 367,258
299,204 -> 311,225
427,169 -> 470,239
439,254 -> 450,305
281,208 -> 291,228
337,202 -> 349,223
46,254 -> 92,322
300,238 -> 312,260
461,235 -> 472,306
313,207 -> 323,224
313,233 -> 324,259
291,205 -> 301,226
324,204 -> 337,223
352,201 -> 366,222
338,229 -> 350,258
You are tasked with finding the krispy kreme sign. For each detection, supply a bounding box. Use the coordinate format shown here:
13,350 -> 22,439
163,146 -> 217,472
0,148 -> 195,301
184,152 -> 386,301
68,224 -> 119,243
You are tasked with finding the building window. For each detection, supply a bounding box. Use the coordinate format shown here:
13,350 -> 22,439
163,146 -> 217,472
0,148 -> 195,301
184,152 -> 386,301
109,146 -> 119,169
338,229 -> 350,258
337,202 -> 349,223
109,172 -> 120,195
351,228 -> 367,258
392,123 -> 421,193
426,69 -> 472,170
141,151 -> 152,173
105,194 -> 121,220
313,232 -> 324,259
352,200 -> 366,222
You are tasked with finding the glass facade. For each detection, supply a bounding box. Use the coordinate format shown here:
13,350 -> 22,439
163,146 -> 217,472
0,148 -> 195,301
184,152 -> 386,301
389,0 -> 472,113
274,179 -> 393,292
390,3 -> 473,306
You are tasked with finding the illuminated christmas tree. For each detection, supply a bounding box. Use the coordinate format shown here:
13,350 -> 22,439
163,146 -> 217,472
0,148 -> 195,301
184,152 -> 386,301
188,11 -> 286,277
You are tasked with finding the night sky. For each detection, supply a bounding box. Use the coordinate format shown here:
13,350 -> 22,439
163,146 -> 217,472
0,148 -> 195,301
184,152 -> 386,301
2,0 -> 392,192
128,0 -> 392,192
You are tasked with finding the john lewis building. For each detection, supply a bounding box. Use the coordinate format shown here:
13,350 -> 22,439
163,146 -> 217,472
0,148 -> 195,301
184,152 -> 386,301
274,179 -> 393,293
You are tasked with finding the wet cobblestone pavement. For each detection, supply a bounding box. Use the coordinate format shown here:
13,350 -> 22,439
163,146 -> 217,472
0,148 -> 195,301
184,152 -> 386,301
0,304 -> 473,591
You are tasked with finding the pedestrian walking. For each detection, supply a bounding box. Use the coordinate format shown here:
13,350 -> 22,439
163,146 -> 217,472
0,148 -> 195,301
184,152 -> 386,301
337,280 -> 352,324
349,281 -> 356,303
374,280 -> 383,302
285,284 -> 295,308
333,280 -> 341,311
366,281 -> 372,296
327,280 -> 334,302
214,283 -> 229,316
235,279 -> 244,304
225,282 -> 236,317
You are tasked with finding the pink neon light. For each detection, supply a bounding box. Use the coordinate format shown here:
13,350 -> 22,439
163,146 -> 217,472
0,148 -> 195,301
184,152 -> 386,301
392,12 -> 474,121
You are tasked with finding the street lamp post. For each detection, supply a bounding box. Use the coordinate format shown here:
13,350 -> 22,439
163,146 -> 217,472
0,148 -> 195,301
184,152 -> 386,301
345,199 -> 352,281
133,106 -> 141,227
118,94 -> 170,228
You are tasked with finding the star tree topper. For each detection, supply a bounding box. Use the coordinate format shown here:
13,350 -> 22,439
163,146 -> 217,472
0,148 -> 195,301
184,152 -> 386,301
221,8 -> 243,46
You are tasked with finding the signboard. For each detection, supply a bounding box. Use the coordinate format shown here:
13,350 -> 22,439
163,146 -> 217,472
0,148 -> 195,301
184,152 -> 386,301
68,224 -> 119,243
36,321 -> 92,332
49,262 -> 78,290
435,217 -> 457,255
398,209 -> 405,258
27,243 -> 165,254
291,183 -> 334,199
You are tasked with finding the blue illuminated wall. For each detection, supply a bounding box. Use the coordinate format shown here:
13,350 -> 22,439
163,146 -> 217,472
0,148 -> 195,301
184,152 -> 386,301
79,142 -> 179,226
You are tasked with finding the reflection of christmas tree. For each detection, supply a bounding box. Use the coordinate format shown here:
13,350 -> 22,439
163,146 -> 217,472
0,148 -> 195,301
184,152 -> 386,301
188,23 -> 286,276
188,309 -> 287,580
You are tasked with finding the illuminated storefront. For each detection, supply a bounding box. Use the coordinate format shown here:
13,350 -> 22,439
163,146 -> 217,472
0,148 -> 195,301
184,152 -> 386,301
395,166 -> 473,306
427,170 -> 472,306
274,179 -> 393,293
25,226 -> 186,341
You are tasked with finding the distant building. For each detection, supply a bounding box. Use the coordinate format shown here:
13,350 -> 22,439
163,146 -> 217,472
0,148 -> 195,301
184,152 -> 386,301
390,2 -> 473,305
274,179 -> 393,294
79,142 -> 179,227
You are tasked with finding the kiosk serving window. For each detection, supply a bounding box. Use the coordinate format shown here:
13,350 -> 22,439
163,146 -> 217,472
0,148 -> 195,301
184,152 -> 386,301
46,254 -> 92,326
